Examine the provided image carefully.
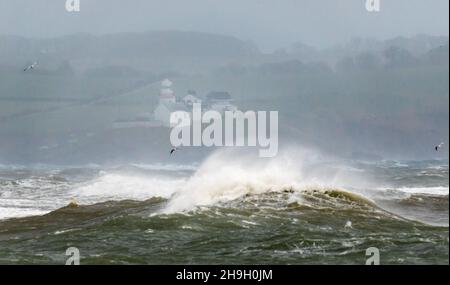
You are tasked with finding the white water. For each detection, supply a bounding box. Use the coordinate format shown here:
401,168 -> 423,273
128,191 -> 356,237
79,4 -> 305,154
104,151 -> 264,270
72,173 -> 183,204
0,149 -> 448,221
378,186 -> 449,196
161,148 -> 373,213
162,150 -> 304,213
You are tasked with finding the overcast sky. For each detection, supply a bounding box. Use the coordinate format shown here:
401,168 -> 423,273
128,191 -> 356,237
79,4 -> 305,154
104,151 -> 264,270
0,0 -> 448,51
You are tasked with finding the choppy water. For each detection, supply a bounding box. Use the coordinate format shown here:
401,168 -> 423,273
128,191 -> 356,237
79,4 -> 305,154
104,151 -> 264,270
0,150 -> 448,264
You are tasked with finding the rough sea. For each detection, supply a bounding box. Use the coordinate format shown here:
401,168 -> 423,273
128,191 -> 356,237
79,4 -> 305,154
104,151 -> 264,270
0,150 -> 448,264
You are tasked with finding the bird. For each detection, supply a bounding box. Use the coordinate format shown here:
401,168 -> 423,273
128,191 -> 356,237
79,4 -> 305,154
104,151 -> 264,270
23,61 -> 38,72
435,142 -> 444,151
170,147 -> 178,155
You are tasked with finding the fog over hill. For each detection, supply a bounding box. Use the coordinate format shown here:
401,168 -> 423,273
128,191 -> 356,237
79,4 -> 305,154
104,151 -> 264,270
0,31 -> 448,163
1,0 -> 448,51
0,31 -> 259,73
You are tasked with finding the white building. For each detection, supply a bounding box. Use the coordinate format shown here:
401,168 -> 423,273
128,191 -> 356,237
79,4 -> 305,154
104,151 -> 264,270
153,80 -> 238,127
159,78 -> 176,104
182,92 -> 202,106
205,91 -> 237,113
154,79 -> 190,127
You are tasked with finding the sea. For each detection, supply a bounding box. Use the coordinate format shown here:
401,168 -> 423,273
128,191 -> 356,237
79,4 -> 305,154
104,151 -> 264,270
0,149 -> 448,264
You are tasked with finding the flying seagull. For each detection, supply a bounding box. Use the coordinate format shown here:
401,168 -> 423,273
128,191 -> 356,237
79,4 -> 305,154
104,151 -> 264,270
23,61 -> 38,72
435,142 -> 444,151
170,147 -> 178,155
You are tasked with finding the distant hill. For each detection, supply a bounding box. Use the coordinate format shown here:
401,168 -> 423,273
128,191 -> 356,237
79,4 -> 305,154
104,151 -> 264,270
0,32 -> 448,162
424,43 -> 449,65
0,31 -> 260,73
330,35 -> 449,56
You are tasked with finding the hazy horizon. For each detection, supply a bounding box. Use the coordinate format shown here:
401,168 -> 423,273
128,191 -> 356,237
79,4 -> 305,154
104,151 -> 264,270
0,0 -> 448,52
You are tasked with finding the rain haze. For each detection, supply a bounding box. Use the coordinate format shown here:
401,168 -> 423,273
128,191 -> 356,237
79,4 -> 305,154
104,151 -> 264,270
0,0 -> 449,163
0,0 -> 448,50
0,0 -> 448,266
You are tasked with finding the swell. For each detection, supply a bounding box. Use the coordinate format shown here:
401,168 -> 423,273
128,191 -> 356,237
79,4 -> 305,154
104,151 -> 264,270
0,187 -> 428,237
1,149 -> 448,227
0,188 -> 447,265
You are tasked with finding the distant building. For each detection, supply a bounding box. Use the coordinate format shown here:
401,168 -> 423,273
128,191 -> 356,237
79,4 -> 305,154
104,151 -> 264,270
159,79 -> 176,104
205,91 -> 237,113
182,90 -> 202,106
112,79 -> 238,129
154,79 -> 190,127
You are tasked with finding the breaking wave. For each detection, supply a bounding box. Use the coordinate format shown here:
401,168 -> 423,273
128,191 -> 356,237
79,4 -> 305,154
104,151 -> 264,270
56,148 -> 384,217
1,149 -> 448,264
1,148 -> 448,226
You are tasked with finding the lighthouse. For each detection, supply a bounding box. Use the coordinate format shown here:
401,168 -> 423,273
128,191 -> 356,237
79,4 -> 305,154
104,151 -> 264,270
159,78 -> 176,104
154,79 -> 189,127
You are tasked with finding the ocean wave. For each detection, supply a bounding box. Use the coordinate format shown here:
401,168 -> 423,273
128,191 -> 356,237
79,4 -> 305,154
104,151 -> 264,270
1,149 -> 448,225
71,173 -> 184,205
160,149 -> 377,213
378,186 -> 449,196
7,187 -> 384,228
0,207 -> 47,220
129,163 -> 199,172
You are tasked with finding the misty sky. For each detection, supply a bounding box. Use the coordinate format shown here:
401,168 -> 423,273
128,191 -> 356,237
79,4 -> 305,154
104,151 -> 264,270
0,0 -> 448,51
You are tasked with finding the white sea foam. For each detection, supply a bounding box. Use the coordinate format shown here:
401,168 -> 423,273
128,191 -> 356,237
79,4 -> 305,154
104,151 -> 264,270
160,148 -> 362,213
2,148 -> 447,221
130,163 -> 198,171
379,186 -> 449,196
61,148 -> 371,213
71,173 -> 184,204
0,207 -> 47,220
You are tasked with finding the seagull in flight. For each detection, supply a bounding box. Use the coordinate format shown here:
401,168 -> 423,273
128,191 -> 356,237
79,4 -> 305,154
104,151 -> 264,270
23,61 -> 38,72
435,142 -> 444,151
170,147 -> 179,155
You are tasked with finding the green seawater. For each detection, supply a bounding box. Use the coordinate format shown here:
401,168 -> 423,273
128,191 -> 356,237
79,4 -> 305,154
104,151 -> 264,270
0,160 -> 448,264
